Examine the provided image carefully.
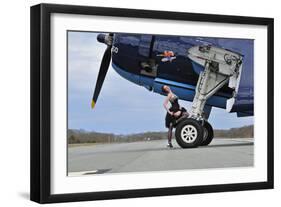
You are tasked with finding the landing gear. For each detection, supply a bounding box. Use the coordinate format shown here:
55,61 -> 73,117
175,45 -> 243,149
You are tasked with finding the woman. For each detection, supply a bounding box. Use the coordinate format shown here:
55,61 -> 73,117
162,85 -> 187,148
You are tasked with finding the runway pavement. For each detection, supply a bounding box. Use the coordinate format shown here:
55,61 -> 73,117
68,138 -> 254,176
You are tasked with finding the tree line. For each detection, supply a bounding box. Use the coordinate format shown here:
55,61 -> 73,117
68,125 -> 253,144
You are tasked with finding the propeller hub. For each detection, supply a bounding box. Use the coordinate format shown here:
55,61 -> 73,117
97,34 -> 106,44
97,33 -> 113,46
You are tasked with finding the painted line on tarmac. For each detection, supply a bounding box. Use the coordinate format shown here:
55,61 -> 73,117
68,169 -> 111,176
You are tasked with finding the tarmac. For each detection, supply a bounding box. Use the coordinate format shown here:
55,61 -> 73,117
68,138 -> 254,176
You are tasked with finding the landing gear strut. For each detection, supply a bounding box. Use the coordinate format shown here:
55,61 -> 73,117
175,45 -> 243,148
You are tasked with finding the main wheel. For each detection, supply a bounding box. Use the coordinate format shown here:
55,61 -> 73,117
175,118 -> 204,148
200,121 -> 214,146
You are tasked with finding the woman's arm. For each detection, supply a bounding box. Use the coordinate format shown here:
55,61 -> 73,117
163,94 -> 173,115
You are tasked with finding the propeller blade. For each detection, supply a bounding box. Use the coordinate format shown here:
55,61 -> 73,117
91,44 -> 112,109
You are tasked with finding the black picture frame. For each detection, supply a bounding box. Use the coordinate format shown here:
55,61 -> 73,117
30,3 -> 274,204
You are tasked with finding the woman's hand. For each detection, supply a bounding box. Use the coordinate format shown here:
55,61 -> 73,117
168,111 -> 174,116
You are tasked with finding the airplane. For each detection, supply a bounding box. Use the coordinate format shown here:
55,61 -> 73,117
91,33 -> 254,148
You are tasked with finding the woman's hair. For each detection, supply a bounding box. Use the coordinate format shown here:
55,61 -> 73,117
161,85 -> 168,94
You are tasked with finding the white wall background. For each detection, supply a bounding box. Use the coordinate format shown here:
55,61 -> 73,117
0,0 -> 279,206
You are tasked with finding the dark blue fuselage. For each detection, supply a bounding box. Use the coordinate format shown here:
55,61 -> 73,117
110,33 -> 254,117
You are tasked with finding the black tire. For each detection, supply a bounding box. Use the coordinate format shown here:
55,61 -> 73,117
200,121 -> 214,146
175,118 -> 204,148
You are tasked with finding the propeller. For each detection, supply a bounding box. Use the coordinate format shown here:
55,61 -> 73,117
91,33 -> 113,109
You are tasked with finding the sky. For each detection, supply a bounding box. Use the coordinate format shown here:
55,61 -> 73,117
67,31 -> 254,134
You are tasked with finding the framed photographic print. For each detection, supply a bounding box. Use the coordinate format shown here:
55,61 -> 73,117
30,3 -> 274,203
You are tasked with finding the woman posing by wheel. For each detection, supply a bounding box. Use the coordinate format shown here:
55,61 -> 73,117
162,85 -> 188,148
